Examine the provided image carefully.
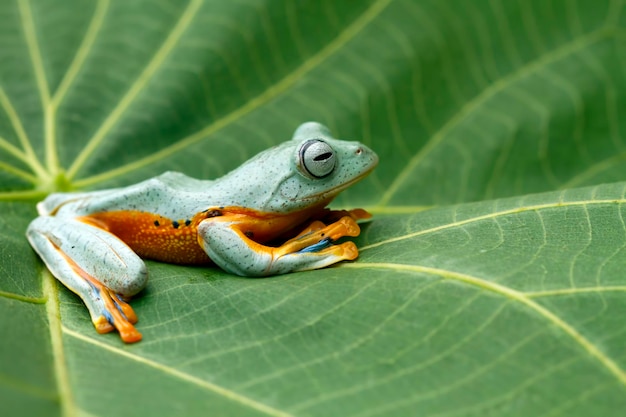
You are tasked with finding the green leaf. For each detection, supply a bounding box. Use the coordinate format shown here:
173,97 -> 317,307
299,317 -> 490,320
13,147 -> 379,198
1,0 -> 625,416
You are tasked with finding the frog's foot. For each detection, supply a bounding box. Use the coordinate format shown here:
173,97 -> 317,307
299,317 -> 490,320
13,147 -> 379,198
83,277 -> 141,343
91,293 -> 136,335
27,217 -> 147,343
198,216 -> 363,276
275,216 -> 360,257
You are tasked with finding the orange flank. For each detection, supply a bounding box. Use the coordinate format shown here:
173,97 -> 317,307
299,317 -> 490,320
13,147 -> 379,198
79,210 -> 212,264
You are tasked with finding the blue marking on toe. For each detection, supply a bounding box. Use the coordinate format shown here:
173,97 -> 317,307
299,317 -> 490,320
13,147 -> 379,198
88,282 -> 127,324
86,280 -> 100,295
111,294 -> 129,321
297,237 -> 332,253
103,309 -> 114,324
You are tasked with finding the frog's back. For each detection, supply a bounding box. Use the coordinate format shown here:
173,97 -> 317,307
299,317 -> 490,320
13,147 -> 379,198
40,172 -> 216,219
37,189 -> 119,216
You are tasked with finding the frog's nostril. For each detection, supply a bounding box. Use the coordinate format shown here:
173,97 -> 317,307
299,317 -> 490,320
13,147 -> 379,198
355,148 -> 362,155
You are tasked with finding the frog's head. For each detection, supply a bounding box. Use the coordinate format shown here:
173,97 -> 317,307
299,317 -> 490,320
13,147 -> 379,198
219,122 -> 378,213
284,122 -> 378,205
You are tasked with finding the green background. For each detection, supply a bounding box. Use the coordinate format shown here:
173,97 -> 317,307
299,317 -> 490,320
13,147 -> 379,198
1,0 -> 625,416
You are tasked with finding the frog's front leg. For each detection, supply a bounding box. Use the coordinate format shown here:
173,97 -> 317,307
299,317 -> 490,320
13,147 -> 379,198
198,216 -> 362,276
27,217 -> 147,343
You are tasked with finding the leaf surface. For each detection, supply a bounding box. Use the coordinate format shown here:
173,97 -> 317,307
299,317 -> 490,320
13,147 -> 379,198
1,1 -> 625,416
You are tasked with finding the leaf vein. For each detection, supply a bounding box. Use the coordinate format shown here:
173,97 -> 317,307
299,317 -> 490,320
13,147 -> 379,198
72,0 -> 394,188
377,27 -> 613,206
362,199 -> 626,251
356,326 -> 550,417
51,0 -> 109,108
62,327 -> 294,417
43,271 -> 76,417
0,86 -> 44,174
240,278 -> 443,394
526,286 -> 626,297
177,278 -> 379,368
0,289 -> 46,304
345,263 -> 626,387
67,0 -> 204,180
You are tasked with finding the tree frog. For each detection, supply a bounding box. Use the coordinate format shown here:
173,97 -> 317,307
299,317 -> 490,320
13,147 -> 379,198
27,122 -> 378,343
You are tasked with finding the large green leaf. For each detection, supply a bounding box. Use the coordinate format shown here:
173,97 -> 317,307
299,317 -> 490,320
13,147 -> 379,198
1,0 -> 625,416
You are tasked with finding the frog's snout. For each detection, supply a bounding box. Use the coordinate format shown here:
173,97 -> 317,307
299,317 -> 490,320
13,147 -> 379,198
354,143 -> 379,172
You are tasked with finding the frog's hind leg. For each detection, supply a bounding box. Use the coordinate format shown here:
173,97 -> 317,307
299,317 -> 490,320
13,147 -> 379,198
27,217 -> 147,343
198,216 -> 361,277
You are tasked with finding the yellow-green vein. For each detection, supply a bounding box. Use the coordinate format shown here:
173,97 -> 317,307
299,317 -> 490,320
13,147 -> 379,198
542,382 -> 615,417
18,0 -> 57,174
526,286 -> 626,297
292,299 -> 524,413
0,189 -> 48,201
345,262 -> 626,386
351,326 -> 546,417
43,272 -> 76,417
0,87 -> 46,174
51,0 -> 109,108
18,0 -> 50,105
0,133 -> 27,165
0,160 -> 38,184
424,357 -> 582,417
178,277 -> 381,368
239,278 -> 447,394
0,79 -> 46,179
34,0 -> 109,182
0,289 -> 46,304
62,327 -> 294,417
66,0 -> 203,181
361,198 -> 626,251
377,27 -> 613,206
72,0 -> 393,188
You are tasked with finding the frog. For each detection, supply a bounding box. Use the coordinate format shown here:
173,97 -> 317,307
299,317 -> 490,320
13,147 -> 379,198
27,122 -> 378,343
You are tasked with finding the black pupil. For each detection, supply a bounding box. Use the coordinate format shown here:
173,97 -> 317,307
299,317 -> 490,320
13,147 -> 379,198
313,152 -> 333,161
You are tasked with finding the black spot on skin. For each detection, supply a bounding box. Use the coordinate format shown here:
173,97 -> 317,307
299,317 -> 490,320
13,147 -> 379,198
172,221 -> 180,229
185,219 -> 191,226
244,231 -> 254,239
154,220 -> 160,227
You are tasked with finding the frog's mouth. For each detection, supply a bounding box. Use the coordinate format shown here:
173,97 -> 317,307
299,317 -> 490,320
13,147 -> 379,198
304,159 -> 378,201
331,170 -> 372,194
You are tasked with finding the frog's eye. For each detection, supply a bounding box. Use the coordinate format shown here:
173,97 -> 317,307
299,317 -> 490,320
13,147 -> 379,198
299,139 -> 336,178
